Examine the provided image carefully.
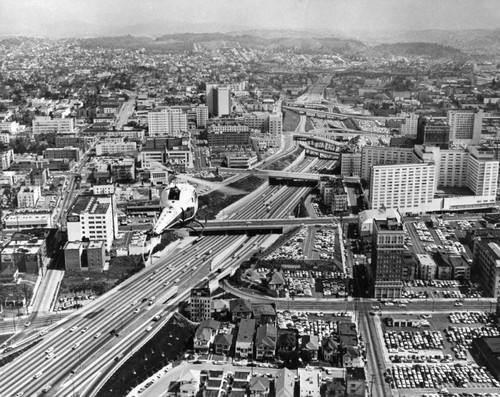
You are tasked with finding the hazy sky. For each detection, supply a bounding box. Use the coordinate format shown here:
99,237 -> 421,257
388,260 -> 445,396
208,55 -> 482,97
2,0 -> 500,36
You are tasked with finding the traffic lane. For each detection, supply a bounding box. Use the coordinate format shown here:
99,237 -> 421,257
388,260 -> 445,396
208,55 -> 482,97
0,236 -> 238,393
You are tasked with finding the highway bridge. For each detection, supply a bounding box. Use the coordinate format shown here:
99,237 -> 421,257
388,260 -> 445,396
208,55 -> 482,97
218,166 -> 337,181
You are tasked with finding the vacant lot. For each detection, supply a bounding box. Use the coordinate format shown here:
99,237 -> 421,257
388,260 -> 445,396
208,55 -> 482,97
95,313 -> 196,397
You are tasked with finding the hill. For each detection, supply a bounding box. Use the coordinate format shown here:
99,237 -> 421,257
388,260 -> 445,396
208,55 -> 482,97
373,42 -> 464,59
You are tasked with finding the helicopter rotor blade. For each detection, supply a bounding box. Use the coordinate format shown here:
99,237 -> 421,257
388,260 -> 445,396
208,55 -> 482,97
176,174 -> 245,196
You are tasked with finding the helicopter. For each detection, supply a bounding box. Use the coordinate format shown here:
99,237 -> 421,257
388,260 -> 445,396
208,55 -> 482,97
142,162 -> 244,260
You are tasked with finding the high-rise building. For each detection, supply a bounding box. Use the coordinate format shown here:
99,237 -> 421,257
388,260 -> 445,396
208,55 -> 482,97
361,146 -> 414,181
195,105 -> 209,128
269,112 -> 283,135
369,163 -> 436,210
466,146 -> 499,197
341,152 -> 362,177
447,109 -> 483,144
148,107 -> 187,136
474,239 -> 500,298
400,113 -> 419,138
206,84 -> 231,117
190,283 -> 213,322
416,117 -> 450,148
371,218 -> 406,299
66,194 -> 118,250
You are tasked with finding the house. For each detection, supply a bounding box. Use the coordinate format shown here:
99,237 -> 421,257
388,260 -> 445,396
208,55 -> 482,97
213,332 -> 234,356
298,368 -> 320,397
343,346 -> 364,368
248,376 -> 270,397
321,337 -> 340,365
275,368 -> 295,397
232,371 -> 251,397
346,367 -> 367,397
300,335 -> 319,362
255,324 -> 277,360
230,299 -> 253,322
277,329 -> 298,354
268,270 -> 284,290
324,378 -> 346,397
235,319 -> 256,358
252,303 -> 276,325
338,321 -> 358,349
179,369 -> 201,397
193,319 -> 220,353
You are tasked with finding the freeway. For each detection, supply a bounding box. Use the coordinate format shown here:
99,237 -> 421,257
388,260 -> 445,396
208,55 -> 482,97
0,234 -> 266,397
114,95 -> 136,129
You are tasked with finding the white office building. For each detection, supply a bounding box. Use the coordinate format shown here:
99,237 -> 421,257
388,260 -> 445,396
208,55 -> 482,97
66,194 -> 117,250
148,107 -> 187,137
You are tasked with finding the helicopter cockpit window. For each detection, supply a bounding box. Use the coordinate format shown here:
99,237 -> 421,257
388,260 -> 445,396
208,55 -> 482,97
168,186 -> 181,201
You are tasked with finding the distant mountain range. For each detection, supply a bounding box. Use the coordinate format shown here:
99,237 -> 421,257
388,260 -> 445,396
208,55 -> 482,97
3,25 -> 500,58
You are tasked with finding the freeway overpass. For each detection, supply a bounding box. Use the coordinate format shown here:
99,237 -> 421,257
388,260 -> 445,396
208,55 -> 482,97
218,167 -> 338,181
189,217 -> 350,235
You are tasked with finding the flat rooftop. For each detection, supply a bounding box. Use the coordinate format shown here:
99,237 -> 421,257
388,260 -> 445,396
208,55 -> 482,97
69,195 -> 109,215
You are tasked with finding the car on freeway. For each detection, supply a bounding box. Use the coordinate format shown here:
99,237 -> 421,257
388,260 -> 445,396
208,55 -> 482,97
81,327 -> 89,333
45,347 -> 54,354
24,321 -> 31,327
133,308 -> 140,314
15,393 -> 24,397
71,343 -> 80,350
41,384 -> 52,393
33,371 -> 43,379
45,353 -> 56,360
94,332 -> 102,339
69,326 -> 78,332
174,278 -> 180,283
146,326 -> 153,332
131,300 -> 137,306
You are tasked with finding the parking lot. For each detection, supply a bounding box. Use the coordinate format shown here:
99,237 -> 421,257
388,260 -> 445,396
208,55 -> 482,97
264,225 -> 339,261
377,307 -> 500,395
402,279 -> 486,300
277,310 -> 352,342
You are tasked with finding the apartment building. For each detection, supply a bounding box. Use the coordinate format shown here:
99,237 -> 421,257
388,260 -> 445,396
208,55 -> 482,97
190,284 -> 213,323
95,138 -> 137,156
148,107 -> 187,136
369,163 -> 436,211
17,185 -> 41,208
466,146 -> 499,197
447,109 -> 483,144
361,146 -> 414,181
32,116 -> 75,134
